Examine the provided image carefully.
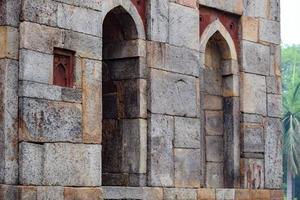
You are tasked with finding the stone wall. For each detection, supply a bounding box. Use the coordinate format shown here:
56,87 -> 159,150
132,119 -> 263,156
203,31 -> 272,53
0,0 -> 283,199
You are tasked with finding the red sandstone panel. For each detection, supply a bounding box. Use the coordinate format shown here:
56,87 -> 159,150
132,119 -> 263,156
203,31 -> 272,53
131,0 -> 147,29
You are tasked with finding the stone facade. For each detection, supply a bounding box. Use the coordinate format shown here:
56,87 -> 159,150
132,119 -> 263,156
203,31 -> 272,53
0,0 -> 283,199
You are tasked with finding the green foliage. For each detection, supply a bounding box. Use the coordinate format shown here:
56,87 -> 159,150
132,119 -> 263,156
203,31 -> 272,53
282,45 -> 300,176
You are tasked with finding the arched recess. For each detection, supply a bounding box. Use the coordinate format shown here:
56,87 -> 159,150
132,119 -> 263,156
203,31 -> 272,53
200,19 -> 240,188
101,4 -> 147,187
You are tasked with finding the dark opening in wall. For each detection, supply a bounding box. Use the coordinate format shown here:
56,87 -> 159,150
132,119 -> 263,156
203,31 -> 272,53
53,48 -> 75,88
102,6 -> 146,187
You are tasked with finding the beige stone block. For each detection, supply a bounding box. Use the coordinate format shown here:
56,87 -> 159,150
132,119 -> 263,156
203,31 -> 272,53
197,188 -> 216,200
64,187 -> 102,200
0,26 -> 18,59
241,16 -> 259,42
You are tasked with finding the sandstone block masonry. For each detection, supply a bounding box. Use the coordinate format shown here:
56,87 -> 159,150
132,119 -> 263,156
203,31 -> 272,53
0,0 -> 283,199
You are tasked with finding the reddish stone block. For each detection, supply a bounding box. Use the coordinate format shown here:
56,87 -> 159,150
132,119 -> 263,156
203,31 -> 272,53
270,190 -> 284,200
64,187 -> 103,200
251,190 -> 271,200
235,189 -> 251,200
197,188 -> 216,200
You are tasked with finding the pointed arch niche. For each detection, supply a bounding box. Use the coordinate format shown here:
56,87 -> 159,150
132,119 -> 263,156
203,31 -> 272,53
101,3 -> 147,187
200,20 -> 240,188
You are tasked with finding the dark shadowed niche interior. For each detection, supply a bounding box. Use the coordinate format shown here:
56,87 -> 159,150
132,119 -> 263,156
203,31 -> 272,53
203,31 -> 240,188
102,6 -> 147,187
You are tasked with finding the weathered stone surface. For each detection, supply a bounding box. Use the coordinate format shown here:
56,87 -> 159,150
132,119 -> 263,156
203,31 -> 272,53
148,114 -> 174,187
21,0 -> 57,26
0,185 -> 18,200
19,98 -> 82,143
206,162 -> 224,188
0,26 -> 18,59
240,159 -> 264,189
266,76 -> 282,94
147,0 -> 169,42
57,3 -> 101,36
64,30 -> 102,60
147,42 -> 200,76
20,22 -> 64,54
265,118 -> 283,189
267,94 -> 282,118
44,143 -> 102,186
216,189 -> 235,200
235,189 -> 251,200
103,39 -> 146,59
169,3 -> 199,50
205,111 -> 223,136
61,88 -> 82,103
0,0 -> 21,26
174,117 -> 200,148
197,188 -> 216,200
19,142 -> 44,185
37,186 -> 64,200
64,187 -> 102,200
0,59 -> 18,184
150,69 -> 198,117
82,59 -> 102,144
170,0 -> 197,8
269,0 -> 280,21
244,0 -> 268,18
241,113 -> 263,124
223,75 -> 239,97
20,142 -> 102,186
103,186 -> 143,199
174,149 -> 201,188
241,41 -> 270,76
206,136 -> 223,162
204,95 -> 223,110
164,188 -> 197,200
270,45 -> 281,77
19,49 -> 53,84
143,187 -> 163,200
18,186 -> 37,200
259,19 -> 281,44
270,190 -> 284,200
251,190 -> 271,199
241,16 -> 258,42
199,0 -> 243,14
56,0 -> 102,11
241,73 -> 266,115
241,123 -> 264,153
121,119 -> 147,174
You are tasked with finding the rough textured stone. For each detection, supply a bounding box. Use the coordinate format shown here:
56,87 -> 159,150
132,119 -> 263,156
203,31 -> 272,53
19,186 -> 37,200
241,41 -> 270,76
170,0 -> 197,8
266,76 -> 282,94
203,95 -> 223,110
265,118 -> 283,189
19,142 -> 102,186
150,69 -> 198,117
0,185 -> 18,200
103,186 -> 143,199
64,30 -> 102,60
197,189 -> 216,200
205,111 -> 223,136
241,123 -> 264,153
267,94 -> 282,118
147,42 -> 200,76
174,117 -> 200,148
19,49 -> 53,84
0,26 -> 18,59
21,0 -> 57,26
244,0 -> 268,18
19,98 -> 82,143
206,136 -> 223,162
19,142 -> 44,185
0,59 -> 18,184
82,59 -> 102,144
240,159 -> 264,189
206,162 -> 224,188
199,0 -> 243,14
148,114 -> 174,187
143,187 -> 163,200
241,16 -> 258,42
235,189 -> 251,200
174,149 -> 201,188
57,3 -> 101,36
37,186 -> 64,200
147,0 -> 169,42
216,189 -> 235,200
259,19 -> 281,44
169,3 -> 199,50
164,188 -> 197,200
55,0 -> 102,11
241,73 -> 266,115
20,21 -> 64,54
241,113 -> 263,124
64,187 -> 102,200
